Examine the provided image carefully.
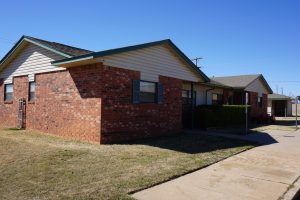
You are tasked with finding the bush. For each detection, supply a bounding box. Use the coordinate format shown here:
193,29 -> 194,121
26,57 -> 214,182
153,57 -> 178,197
194,105 -> 251,128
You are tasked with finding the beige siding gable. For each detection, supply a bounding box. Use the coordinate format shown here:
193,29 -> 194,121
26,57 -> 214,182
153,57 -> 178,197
245,78 -> 269,95
102,45 -> 203,82
0,43 -> 65,83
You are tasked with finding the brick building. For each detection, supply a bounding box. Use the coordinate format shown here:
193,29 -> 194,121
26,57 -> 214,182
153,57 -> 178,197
0,36 -> 273,143
0,36 -> 209,143
209,74 -> 273,118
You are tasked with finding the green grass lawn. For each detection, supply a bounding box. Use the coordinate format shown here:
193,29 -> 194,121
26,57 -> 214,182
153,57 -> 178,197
0,129 -> 255,200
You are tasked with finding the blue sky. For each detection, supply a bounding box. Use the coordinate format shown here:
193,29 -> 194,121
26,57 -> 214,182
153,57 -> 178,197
1,0 -> 299,96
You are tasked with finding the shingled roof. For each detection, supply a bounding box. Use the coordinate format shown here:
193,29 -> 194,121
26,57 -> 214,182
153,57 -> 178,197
210,74 -> 273,93
0,35 -> 94,68
24,36 -> 93,56
211,74 -> 260,88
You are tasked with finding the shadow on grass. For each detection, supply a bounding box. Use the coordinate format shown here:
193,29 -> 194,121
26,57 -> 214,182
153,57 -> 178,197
115,132 -> 258,154
3,128 -> 23,131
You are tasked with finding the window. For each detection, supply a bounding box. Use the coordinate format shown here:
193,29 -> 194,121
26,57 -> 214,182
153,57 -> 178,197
132,80 -> 164,104
182,90 -> 196,105
140,81 -> 156,103
212,93 -> 223,105
4,84 -> 13,102
257,96 -> 263,107
29,82 -> 36,102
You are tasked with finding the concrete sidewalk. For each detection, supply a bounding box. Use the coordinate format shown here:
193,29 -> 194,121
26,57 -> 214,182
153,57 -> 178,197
132,129 -> 300,200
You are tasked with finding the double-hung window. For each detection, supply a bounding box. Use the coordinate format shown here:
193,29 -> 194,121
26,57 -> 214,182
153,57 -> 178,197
4,84 -> 13,102
133,80 -> 164,104
140,81 -> 156,103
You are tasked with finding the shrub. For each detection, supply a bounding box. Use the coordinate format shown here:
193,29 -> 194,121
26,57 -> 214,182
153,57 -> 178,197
194,105 -> 251,128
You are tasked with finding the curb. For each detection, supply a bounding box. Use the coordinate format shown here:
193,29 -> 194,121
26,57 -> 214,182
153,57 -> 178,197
282,176 -> 300,200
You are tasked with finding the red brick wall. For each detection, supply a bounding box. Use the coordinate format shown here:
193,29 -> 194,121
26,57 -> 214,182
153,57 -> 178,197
0,64 -> 103,143
248,92 -> 267,118
0,63 -> 183,144
100,65 -> 182,143
0,76 -> 28,128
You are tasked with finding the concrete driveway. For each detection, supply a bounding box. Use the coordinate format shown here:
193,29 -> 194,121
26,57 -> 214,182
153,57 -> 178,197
132,129 -> 300,200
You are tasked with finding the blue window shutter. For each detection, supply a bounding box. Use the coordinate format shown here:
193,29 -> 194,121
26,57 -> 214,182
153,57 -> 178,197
157,83 -> 164,104
132,80 -> 140,104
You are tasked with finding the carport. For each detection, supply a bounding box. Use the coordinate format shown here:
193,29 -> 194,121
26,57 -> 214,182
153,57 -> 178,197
268,93 -> 292,117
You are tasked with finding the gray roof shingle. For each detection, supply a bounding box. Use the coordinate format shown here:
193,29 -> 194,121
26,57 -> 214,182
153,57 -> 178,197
210,74 -> 261,88
25,36 -> 93,56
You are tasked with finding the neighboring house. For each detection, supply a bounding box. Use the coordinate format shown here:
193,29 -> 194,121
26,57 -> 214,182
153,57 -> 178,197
268,93 -> 292,117
0,36 -> 209,143
207,74 -> 273,118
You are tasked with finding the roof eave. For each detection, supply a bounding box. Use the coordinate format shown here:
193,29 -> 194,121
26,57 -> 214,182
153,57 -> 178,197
201,82 -> 232,89
52,55 -> 94,66
23,37 -> 73,58
166,40 -> 210,82
0,35 -> 73,70
0,36 -> 26,66
244,74 -> 273,94
268,98 -> 291,100
259,74 -> 273,94
217,74 -> 272,94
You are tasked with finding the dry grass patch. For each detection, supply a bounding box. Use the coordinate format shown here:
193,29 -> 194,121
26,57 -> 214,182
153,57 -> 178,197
0,129 -> 254,199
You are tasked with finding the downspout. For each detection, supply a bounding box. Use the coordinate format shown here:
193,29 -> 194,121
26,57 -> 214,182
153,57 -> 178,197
205,87 -> 215,105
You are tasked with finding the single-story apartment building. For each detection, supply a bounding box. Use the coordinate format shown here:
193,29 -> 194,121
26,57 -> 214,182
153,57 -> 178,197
0,36 -> 211,143
0,36 -> 273,143
268,93 -> 292,117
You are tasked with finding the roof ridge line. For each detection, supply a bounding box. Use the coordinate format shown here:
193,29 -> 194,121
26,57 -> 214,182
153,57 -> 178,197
24,35 -> 93,55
